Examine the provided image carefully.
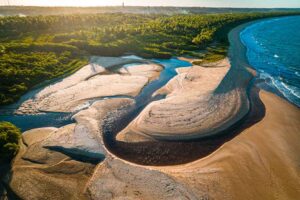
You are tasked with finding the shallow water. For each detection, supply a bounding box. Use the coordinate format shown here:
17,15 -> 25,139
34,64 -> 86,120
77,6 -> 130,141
240,16 -> 300,107
0,113 -> 74,132
0,57 -> 191,131
135,58 -> 191,105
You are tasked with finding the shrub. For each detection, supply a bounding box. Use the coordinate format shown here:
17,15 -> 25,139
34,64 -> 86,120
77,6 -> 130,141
0,122 -> 21,162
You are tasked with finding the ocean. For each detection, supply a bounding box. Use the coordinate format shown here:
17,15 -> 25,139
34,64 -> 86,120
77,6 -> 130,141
240,16 -> 300,107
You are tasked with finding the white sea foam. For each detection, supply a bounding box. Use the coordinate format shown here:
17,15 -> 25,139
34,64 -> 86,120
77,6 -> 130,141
259,72 -> 300,103
281,82 -> 300,99
242,16 -> 300,107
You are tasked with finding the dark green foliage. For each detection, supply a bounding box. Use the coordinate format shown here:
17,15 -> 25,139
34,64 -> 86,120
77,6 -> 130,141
0,50 -> 87,105
0,12 -> 299,105
0,122 -> 21,162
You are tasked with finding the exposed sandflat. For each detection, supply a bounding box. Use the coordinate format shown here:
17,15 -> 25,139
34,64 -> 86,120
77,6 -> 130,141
17,57 -> 162,113
36,74 -> 147,112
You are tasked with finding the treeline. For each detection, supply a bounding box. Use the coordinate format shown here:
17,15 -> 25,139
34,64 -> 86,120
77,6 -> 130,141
0,51 -> 87,105
0,12 -> 299,105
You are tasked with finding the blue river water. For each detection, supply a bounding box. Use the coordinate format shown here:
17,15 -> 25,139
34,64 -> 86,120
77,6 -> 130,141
0,58 -> 191,131
240,16 -> 300,107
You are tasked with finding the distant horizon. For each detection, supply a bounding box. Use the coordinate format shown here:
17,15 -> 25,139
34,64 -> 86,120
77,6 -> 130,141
1,0 -> 300,9
1,5 -> 300,9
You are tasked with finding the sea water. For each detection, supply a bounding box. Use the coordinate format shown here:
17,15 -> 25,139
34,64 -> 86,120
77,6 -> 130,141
240,16 -> 300,107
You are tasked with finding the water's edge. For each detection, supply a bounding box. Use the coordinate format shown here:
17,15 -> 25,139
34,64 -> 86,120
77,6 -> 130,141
240,16 -> 300,107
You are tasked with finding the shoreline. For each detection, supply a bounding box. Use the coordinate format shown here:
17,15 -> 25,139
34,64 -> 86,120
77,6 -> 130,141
231,16 -> 300,108
240,16 -> 300,108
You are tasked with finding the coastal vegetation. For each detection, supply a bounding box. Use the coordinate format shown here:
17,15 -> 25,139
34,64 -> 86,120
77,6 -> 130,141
0,12 -> 299,105
0,122 -> 21,162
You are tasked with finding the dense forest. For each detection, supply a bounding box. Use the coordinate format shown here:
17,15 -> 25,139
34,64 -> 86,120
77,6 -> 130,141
0,12 -> 299,105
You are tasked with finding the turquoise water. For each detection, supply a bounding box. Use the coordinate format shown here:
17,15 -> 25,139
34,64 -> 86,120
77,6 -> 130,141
240,16 -> 300,107
0,113 -> 74,132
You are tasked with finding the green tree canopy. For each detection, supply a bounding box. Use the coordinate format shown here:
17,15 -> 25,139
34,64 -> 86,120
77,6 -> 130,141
0,122 -> 21,162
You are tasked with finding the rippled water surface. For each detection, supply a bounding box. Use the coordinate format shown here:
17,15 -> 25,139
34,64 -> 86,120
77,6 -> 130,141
240,16 -> 300,107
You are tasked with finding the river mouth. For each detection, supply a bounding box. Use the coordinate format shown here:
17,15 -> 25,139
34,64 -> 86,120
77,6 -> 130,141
0,55 -> 264,166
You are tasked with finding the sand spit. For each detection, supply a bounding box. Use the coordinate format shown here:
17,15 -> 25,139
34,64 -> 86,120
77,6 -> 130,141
16,57 -> 162,113
117,57 -> 251,141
